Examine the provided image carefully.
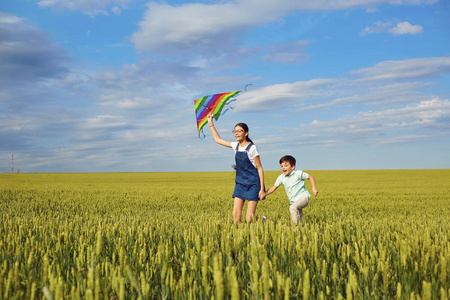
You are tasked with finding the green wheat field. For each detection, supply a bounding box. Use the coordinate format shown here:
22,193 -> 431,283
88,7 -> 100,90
1,170 -> 449,299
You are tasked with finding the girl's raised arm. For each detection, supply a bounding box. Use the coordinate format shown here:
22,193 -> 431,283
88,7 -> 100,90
207,114 -> 232,148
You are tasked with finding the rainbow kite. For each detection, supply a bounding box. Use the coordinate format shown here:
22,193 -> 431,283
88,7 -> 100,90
194,91 -> 241,139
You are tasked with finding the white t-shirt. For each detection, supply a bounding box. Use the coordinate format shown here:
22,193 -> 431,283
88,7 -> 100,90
230,142 -> 260,168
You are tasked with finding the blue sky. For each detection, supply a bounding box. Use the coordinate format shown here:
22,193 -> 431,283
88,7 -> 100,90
1,0 -> 449,173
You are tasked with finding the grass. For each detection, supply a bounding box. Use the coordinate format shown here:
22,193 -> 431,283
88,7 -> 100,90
1,170 -> 449,299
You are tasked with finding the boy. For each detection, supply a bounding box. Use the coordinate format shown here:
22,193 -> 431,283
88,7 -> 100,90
264,155 -> 318,226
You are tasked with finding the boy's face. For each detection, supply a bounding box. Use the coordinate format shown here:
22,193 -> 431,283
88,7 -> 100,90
280,161 -> 295,176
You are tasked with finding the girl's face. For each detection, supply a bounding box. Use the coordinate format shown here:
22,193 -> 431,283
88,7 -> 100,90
233,125 -> 248,142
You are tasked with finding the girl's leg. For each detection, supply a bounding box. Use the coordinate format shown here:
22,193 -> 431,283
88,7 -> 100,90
233,197 -> 245,224
245,201 -> 258,223
289,197 -> 310,225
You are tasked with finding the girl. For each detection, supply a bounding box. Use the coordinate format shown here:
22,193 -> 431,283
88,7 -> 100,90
207,113 -> 265,224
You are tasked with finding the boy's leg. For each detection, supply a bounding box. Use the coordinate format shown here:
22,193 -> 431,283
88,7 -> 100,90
289,197 -> 310,225
233,197 -> 245,224
245,200 -> 258,223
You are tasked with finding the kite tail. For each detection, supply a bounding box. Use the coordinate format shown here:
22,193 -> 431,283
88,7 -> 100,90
240,83 -> 252,95
221,106 -> 235,117
199,128 -> 206,140
220,84 -> 249,116
221,84 -> 250,116
226,98 -> 237,106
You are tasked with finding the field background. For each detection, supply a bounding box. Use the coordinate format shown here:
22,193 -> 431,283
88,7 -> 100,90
1,170 -> 449,299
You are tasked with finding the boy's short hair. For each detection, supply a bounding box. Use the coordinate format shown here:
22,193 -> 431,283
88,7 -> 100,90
279,155 -> 296,166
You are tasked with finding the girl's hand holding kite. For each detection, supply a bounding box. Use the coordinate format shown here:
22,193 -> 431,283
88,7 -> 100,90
207,113 -> 231,148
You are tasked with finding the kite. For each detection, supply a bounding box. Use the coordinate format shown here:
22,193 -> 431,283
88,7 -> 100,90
194,91 -> 240,139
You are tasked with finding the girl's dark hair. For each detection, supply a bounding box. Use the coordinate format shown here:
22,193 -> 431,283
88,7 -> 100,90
235,123 -> 254,143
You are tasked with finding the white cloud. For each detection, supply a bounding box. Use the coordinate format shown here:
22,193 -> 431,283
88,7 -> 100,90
260,40 -> 310,64
35,0 -> 132,16
131,0 -> 436,54
360,21 -> 392,36
301,82 -> 432,110
387,21 -> 424,35
0,14 -> 22,23
0,12 -> 69,81
234,56 -> 450,112
261,52 -> 308,64
351,57 -> 450,81
131,1 -> 274,54
33,0 -> 438,17
361,20 -> 424,36
303,97 -> 450,144
237,79 -> 341,111
89,58 -> 200,117
366,7 -> 379,12
377,134 -> 433,145
111,6 -> 122,15
356,98 -> 450,123
0,12 -> 70,107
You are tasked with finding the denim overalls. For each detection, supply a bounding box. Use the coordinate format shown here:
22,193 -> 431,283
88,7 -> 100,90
232,143 -> 261,201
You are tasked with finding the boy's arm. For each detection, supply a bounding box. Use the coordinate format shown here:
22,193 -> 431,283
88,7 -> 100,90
308,174 -> 318,196
265,185 -> 278,196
